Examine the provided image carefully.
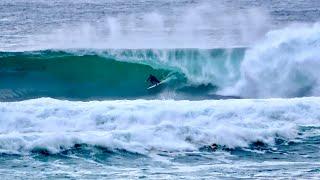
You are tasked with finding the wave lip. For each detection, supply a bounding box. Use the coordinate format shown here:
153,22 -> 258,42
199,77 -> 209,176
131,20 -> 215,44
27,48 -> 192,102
0,97 -> 319,155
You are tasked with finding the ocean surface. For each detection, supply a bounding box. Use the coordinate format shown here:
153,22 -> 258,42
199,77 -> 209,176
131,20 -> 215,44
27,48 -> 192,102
1,0 -> 320,179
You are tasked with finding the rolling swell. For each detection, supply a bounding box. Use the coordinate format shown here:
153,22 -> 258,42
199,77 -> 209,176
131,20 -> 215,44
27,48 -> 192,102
0,48 -> 244,101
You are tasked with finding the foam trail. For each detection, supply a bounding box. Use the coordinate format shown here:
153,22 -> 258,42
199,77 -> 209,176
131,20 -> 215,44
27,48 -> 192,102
221,23 -> 320,98
0,97 -> 319,154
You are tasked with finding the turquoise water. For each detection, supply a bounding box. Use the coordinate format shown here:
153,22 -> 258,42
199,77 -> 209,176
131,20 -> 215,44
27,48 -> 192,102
0,49 -> 244,101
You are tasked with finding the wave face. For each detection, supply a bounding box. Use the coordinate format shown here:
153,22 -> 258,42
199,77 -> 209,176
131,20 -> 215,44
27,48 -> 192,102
0,50 -> 171,100
0,49 -> 244,101
0,97 -> 319,155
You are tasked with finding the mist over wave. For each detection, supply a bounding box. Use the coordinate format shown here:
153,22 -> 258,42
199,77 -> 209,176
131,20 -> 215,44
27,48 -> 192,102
13,2 -> 270,51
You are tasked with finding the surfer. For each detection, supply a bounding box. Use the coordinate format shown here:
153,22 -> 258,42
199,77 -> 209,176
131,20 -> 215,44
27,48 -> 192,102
147,74 -> 160,85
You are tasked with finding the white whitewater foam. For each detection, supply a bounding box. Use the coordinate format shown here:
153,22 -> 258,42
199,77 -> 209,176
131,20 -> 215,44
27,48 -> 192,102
0,97 -> 319,154
222,23 -> 320,98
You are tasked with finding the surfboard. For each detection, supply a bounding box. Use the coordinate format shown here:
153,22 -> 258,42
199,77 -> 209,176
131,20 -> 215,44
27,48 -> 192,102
147,72 -> 175,90
147,80 -> 166,90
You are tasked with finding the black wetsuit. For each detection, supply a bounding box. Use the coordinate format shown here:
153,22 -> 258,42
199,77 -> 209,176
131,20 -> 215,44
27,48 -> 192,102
147,75 -> 160,85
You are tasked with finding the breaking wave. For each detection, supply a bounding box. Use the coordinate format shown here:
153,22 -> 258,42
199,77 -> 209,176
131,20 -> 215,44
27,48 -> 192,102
221,23 -> 320,98
0,48 -> 244,100
0,97 -> 319,155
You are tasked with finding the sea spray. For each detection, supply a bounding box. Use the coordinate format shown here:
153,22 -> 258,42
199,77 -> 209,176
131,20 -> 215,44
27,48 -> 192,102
221,23 -> 320,98
18,2 -> 270,51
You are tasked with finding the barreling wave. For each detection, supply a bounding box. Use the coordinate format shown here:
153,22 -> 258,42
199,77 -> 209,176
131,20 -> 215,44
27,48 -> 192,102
0,48 -> 244,101
1,23 -> 320,100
